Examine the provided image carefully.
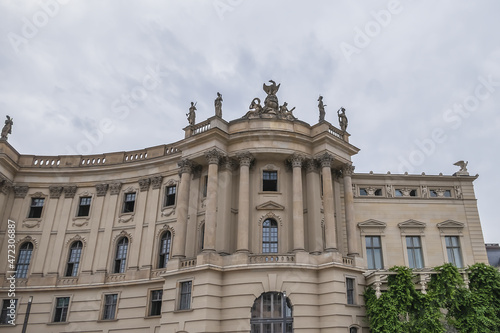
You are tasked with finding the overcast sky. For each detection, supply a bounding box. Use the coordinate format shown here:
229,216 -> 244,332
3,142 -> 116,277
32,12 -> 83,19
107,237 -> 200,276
1,1 -> 499,243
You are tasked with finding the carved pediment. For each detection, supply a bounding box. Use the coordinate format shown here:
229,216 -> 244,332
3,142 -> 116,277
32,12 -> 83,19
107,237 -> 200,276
358,219 -> 387,234
398,219 -> 426,229
437,220 -> 465,229
256,201 -> 285,211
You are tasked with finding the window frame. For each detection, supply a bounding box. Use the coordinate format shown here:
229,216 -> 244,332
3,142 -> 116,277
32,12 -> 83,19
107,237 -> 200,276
164,185 -> 177,207
0,299 -> 18,325
148,289 -> 163,317
113,237 -> 129,274
65,241 -> 83,277
262,170 -> 278,192
250,292 -> 293,333
16,242 -> 34,279
76,196 -> 92,217
178,280 -> 192,311
346,277 -> 356,305
101,293 -> 119,321
262,218 -> 278,253
52,296 -> 71,323
122,192 -> 136,214
28,197 -> 45,219
158,231 -> 172,269
445,236 -> 463,268
365,235 -> 384,270
406,236 -> 424,269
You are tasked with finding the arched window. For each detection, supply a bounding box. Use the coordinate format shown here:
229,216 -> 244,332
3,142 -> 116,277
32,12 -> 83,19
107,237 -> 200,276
114,237 -> 128,273
158,231 -> 172,269
66,241 -> 83,276
251,292 -> 293,333
262,219 -> 278,253
199,223 -> 205,252
16,242 -> 33,278
349,327 -> 358,333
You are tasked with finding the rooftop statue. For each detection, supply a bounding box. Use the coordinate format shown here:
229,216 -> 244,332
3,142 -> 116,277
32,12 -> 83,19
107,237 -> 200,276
263,80 -> 280,114
337,107 -> 348,131
214,92 -> 223,117
279,102 -> 296,120
318,96 -> 326,122
1,115 -> 13,140
187,102 -> 196,126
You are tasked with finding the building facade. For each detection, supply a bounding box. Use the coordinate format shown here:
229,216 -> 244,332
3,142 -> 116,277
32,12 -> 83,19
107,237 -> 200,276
0,85 -> 489,332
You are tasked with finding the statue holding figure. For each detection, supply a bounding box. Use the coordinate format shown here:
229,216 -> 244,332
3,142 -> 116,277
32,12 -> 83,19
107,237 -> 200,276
214,92 -> 223,117
187,102 -> 197,126
318,96 -> 326,122
1,115 -> 13,140
263,80 -> 280,114
279,102 -> 296,120
337,107 -> 348,131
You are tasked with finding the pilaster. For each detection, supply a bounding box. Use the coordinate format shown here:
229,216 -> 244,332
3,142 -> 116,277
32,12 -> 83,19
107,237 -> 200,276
318,153 -> 337,251
172,159 -> 193,258
236,151 -> 254,252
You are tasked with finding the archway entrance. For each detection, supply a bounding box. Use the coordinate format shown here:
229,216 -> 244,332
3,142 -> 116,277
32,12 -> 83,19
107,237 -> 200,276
250,292 -> 293,332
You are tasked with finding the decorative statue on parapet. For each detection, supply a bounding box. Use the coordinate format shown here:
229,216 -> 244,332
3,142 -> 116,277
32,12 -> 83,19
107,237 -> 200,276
263,80 -> 281,114
214,92 -> 223,117
1,115 -> 13,140
279,102 -> 296,120
453,160 -> 469,176
337,107 -> 348,131
187,102 -> 196,126
318,96 -> 326,122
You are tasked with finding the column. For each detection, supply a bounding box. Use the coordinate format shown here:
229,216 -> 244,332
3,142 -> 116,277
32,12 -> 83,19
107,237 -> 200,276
236,152 -> 253,252
319,153 -> 337,251
290,154 -> 305,252
305,159 -> 322,254
343,164 -> 359,256
172,159 -> 192,258
141,176 -> 163,268
216,159 -> 234,254
203,149 -> 224,252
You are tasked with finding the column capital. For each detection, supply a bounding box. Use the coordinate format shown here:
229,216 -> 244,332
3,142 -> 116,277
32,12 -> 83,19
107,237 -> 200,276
0,179 -> 13,195
236,151 -> 254,167
150,176 -> 163,190
14,185 -> 29,198
49,186 -> 63,198
109,182 -> 122,195
63,185 -> 77,198
221,158 -> 237,171
205,148 -> 225,165
288,153 -> 306,168
178,159 -> 194,174
342,164 -> 355,177
138,178 -> 151,192
95,183 -> 109,197
305,159 -> 319,173
317,152 -> 334,168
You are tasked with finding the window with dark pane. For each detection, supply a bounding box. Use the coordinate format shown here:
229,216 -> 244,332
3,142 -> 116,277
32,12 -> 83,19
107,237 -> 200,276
102,294 -> 118,320
114,237 -> 128,273
263,170 -> 278,192
179,281 -> 192,310
262,219 -> 278,253
122,193 -> 136,213
16,242 -> 33,278
346,277 -> 355,304
446,236 -> 463,268
165,186 -> 176,207
0,299 -> 17,324
53,297 -> 70,322
158,231 -> 171,269
66,241 -> 83,276
366,236 -> 383,270
77,196 -> 92,216
28,197 -> 44,218
149,290 -> 163,316
250,292 -> 293,333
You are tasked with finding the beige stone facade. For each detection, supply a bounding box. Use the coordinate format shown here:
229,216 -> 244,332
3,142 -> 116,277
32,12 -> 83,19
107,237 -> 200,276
0,111 -> 488,332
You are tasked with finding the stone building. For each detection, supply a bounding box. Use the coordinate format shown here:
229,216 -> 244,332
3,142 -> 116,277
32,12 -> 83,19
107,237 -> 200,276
0,84 -> 489,332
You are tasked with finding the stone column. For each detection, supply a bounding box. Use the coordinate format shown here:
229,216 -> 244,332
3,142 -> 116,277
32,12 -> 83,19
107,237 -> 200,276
343,164 -> 359,256
290,154 -> 305,252
172,159 -> 193,258
216,159 -> 234,254
319,153 -> 337,251
305,160 -> 322,254
203,149 -> 224,252
236,152 -> 253,252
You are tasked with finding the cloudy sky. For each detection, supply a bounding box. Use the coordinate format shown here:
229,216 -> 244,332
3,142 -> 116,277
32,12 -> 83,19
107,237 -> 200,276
1,1 -> 499,243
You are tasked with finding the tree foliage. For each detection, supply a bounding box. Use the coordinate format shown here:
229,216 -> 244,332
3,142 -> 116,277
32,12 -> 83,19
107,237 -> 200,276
364,263 -> 500,333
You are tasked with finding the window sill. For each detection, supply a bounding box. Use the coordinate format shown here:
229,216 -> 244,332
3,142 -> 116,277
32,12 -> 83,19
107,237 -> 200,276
258,191 -> 281,195
145,315 -> 161,319
174,309 -> 194,313
97,319 -> 118,322
47,322 -> 68,325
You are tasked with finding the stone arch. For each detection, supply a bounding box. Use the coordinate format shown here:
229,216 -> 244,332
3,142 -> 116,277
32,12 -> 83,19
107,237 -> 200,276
258,212 -> 283,227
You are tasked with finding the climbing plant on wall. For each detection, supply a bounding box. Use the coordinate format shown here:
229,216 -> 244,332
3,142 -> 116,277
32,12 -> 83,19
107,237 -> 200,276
364,263 -> 500,333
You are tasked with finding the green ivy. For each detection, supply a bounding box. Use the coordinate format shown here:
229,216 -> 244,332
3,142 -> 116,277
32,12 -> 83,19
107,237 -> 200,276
364,263 -> 500,333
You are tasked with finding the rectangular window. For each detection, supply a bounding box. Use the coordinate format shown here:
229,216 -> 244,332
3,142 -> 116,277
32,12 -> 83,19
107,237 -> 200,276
346,277 -> 355,305
0,299 -> 17,324
53,297 -> 70,322
102,294 -> 118,320
149,290 -> 163,316
366,236 -> 383,269
77,197 -> 92,217
179,281 -> 192,310
446,236 -> 463,268
406,236 -> 424,268
165,186 -> 176,207
28,198 -> 44,218
262,171 -> 278,192
122,193 -> 136,213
